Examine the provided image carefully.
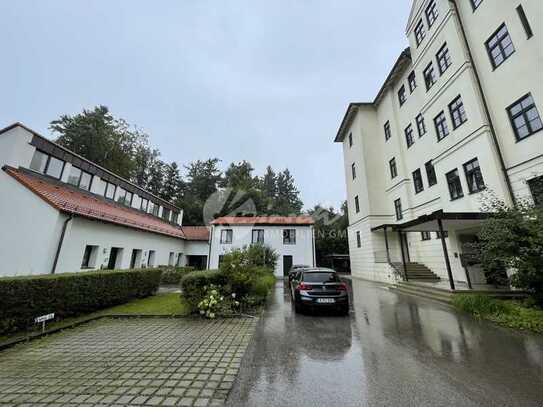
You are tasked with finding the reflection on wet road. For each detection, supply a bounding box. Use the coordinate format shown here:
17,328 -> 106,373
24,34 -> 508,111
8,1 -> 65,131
226,279 -> 543,407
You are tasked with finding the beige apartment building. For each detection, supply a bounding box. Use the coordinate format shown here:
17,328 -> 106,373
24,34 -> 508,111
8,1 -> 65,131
335,0 -> 543,289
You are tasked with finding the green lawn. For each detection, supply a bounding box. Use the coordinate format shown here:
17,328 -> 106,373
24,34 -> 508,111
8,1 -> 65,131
0,293 -> 191,345
453,295 -> 543,334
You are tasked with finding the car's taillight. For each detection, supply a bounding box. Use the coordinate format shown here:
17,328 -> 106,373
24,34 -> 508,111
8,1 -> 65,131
337,282 -> 348,291
297,283 -> 313,291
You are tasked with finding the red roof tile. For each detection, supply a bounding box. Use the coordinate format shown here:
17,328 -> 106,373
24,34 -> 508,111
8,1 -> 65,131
4,166 -> 187,240
181,226 -> 210,241
210,216 -> 314,226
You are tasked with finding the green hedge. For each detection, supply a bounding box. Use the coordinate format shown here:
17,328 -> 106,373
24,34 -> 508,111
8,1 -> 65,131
180,267 -> 275,311
0,268 -> 162,335
160,266 -> 194,285
180,269 -> 228,309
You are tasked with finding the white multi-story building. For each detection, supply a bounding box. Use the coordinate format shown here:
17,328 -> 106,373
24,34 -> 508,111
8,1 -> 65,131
0,122 -> 210,276
208,217 -> 316,277
335,0 -> 543,289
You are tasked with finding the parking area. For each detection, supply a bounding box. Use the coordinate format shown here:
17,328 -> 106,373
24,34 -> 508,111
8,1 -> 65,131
0,317 -> 256,406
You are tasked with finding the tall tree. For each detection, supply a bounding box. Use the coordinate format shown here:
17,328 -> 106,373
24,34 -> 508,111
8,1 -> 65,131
133,145 -> 160,190
50,105 -> 147,179
274,169 -> 303,215
262,166 -> 277,213
161,162 -> 183,202
147,159 -> 165,197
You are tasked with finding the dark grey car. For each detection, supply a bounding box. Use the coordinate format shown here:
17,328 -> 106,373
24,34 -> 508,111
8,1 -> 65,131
290,268 -> 349,315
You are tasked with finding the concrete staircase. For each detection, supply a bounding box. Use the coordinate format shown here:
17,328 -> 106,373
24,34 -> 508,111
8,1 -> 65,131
391,262 -> 441,282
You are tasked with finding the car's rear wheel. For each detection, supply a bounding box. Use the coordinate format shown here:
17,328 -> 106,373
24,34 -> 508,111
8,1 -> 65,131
340,304 -> 350,316
294,301 -> 304,314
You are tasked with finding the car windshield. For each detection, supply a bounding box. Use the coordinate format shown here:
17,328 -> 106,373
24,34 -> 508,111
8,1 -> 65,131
303,272 -> 339,283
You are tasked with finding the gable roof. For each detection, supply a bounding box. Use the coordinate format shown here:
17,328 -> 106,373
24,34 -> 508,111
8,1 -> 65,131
182,226 -> 210,241
211,216 -> 314,226
0,122 -> 180,212
3,165 -> 187,240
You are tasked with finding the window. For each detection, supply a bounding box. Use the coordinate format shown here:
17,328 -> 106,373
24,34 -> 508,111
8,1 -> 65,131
67,166 -> 92,191
528,176 -> 543,206
425,0 -> 438,28
283,229 -> 296,245
354,196 -> 360,213
449,95 -> 468,129
29,151 -> 48,173
147,250 -> 156,268
394,198 -> 403,221
218,255 -> 225,266
398,85 -> 407,107
446,169 -> 464,200
140,198 -> 149,212
436,43 -> 452,75
516,5 -> 533,39
415,19 -> 426,46
424,63 -> 437,91
351,163 -> 357,180
405,124 -> 414,148
176,253 -> 183,267
153,204 -> 160,217
486,24 -> 515,69
220,229 -> 233,244
421,231 -> 431,241
384,121 -> 392,141
507,93 -> 543,141
168,252 -> 175,266
463,158 -> 485,193
436,231 -> 449,239
29,150 -> 65,179
408,71 -> 417,93
413,169 -> 424,194
349,132 -> 353,147
104,182 -> 116,200
356,231 -> 361,248
434,111 -> 450,141
81,245 -> 97,269
130,249 -> 142,269
389,158 -> 398,179
471,0 -> 483,10
172,212 -> 179,224
162,207 -> 171,221
425,161 -> 437,186
115,187 -> 131,206
416,114 -> 427,137
252,229 -> 265,244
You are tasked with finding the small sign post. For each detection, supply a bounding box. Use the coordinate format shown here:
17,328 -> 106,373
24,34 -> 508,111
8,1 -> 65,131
35,313 -> 55,333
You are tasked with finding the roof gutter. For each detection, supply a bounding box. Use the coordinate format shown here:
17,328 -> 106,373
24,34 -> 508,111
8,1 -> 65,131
51,214 -> 74,274
448,0 -> 516,206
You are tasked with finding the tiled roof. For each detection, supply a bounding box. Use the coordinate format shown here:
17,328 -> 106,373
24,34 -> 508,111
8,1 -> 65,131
210,216 -> 314,226
3,166 -> 187,240
182,226 -> 210,241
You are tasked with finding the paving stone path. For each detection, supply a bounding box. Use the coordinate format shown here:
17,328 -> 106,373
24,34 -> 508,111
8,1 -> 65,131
0,317 -> 257,406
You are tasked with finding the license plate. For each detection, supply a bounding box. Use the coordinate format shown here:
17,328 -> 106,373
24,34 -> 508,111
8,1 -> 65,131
317,298 -> 335,304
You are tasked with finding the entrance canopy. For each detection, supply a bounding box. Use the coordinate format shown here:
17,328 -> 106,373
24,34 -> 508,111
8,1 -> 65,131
371,210 -> 491,233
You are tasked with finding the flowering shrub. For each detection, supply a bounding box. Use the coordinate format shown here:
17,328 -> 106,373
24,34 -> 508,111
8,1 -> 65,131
197,285 -> 240,319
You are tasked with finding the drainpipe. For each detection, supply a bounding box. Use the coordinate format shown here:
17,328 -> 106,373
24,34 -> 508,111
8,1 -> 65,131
51,214 -> 73,274
206,225 -> 213,270
448,0 -> 516,206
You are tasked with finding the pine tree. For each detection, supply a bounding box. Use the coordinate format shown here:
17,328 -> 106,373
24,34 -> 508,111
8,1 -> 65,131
161,162 -> 183,202
274,169 -> 303,215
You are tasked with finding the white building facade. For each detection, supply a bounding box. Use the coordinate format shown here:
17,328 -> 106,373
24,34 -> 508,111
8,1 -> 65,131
336,0 -> 543,288
208,217 -> 316,278
0,123 -> 209,277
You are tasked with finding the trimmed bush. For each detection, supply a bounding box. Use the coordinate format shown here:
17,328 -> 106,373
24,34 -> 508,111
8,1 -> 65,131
160,266 -> 194,285
0,268 -> 162,335
180,269 -> 228,309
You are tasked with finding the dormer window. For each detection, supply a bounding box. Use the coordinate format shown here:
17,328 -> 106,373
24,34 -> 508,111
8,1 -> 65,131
29,150 -> 65,180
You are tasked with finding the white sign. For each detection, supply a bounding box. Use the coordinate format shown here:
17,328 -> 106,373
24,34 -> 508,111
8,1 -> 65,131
35,313 -> 55,324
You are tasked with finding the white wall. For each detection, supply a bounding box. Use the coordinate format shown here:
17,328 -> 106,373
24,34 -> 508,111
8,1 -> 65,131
208,225 -> 315,277
0,169 -> 66,276
56,217 -> 186,274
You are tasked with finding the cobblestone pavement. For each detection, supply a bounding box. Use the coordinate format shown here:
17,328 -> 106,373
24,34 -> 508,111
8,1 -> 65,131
0,317 -> 256,406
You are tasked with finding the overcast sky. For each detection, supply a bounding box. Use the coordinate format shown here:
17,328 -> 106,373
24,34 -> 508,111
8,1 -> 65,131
1,1 -> 409,209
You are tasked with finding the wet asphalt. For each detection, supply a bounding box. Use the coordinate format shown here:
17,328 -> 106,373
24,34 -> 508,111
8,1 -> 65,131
226,279 -> 543,407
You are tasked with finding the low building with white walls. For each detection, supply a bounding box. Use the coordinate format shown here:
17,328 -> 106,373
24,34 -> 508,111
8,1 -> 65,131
208,216 -> 316,277
335,0 -> 543,289
0,122 -> 210,277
